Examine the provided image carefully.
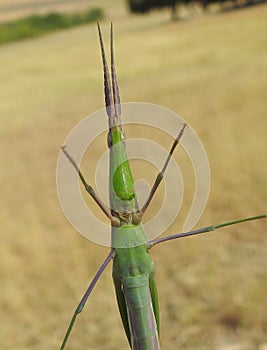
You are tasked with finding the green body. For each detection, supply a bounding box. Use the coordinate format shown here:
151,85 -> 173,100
109,121 -> 160,349
113,226 -> 160,349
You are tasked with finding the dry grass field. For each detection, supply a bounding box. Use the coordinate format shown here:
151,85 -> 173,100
0,1 -> 266,350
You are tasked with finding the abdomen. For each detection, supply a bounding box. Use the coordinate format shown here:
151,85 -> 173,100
123,274 -> 160,350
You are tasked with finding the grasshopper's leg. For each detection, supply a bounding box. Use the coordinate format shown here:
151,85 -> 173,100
148,214 -> 267,248
113,275 -> 131,347
60,250 -> 115,350
140,123 -> 187,215
61,146 -> 119,226
149,274 -> 160,337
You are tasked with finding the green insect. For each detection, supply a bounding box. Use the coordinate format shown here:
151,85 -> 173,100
59,23 -> 266,350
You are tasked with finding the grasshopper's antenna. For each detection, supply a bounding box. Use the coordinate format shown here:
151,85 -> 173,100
110,23 -> 121,122
97,23 -> 122,129
97,22 -> 114,125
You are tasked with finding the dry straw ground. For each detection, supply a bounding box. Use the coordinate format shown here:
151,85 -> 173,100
0,1 -> 266,349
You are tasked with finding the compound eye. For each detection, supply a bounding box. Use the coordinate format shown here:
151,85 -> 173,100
107,131 -> 112,148
121,131 -> 126,149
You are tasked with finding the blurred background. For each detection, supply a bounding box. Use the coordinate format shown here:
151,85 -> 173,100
0,1 -> 266,349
